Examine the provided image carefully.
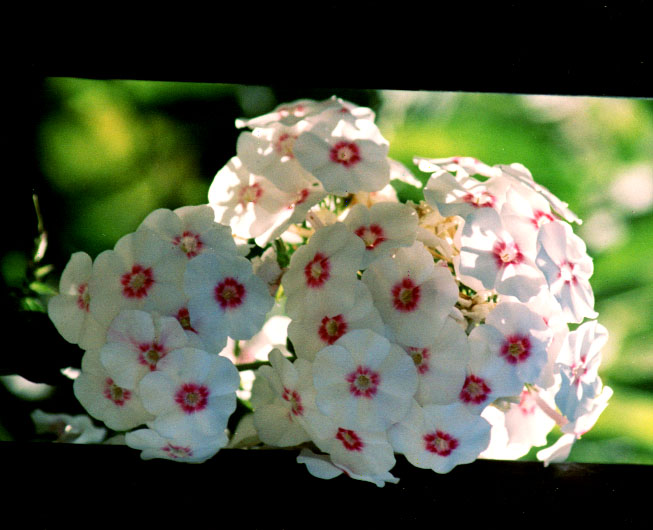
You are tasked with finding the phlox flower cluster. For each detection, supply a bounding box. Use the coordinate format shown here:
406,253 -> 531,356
47,96 -> 610,485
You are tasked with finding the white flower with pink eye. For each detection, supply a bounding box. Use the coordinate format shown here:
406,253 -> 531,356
495,163 -> 582,225
99,309 -> 189,391
293,119 -> 390,196
47,251 -> 107,351
251,349 -> 318,447
423,168 -> 510,219
536,220 -> 597,323
457,207 -> 546,302
281,222 -> 364,320
73,348 -> 154,432
405,317 -> 470,406
312,329 -> 417,432
88,228 -> 187,328
361,241 -> 459,348
125,427 -> 226,463
388,400 -> 491,474
184,250 -> 275,354
287,282 -> 386,362
499,186 -> 556,256
555,320 -> 608,422
480,387 -> 557,460
343,202 -> 418,269
138,347 -> 240,441
138,205 -> 238,265
469,301 -> 552,392
301,412 -> 397,487
236,121 -> 318,193
208,156 -> 295,239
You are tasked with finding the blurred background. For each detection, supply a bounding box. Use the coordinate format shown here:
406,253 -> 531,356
2,77 -> 652,464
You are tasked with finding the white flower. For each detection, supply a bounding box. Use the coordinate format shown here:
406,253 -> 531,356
287,282 -> 385,362
480,388 -> 557,460
74,349 -> 154,432
303,417 -> 397,486
555,320 -> 608,422
251,349 -> 318,447
89,229 -> 187,327
403,317 -> 470,406
138,347 -> 240,441
184,251 -> 275,353
496,163 -> 582,225
343,202 -> 418,268
536,220 -> 597,323
312,329 -> 417,432
388,400 -> 491,474
469,301 -> 552,391
281,222 -> 364,319
47,251 -> 107,350
99,309 -> 189,390
457,207 -> 546,302
423,168 -> 509,219
125,427 -> 225,463
235,98 -> 331,129
414,156 -> 502,180
293,119 -> 390,196
138,205 -> 239,265
208,156 -> 325,247
361,241 -> 459,348
296,448 -> 399,488
236,121 -> 318,193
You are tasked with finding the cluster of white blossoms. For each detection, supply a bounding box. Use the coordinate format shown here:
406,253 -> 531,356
48,96 -> 611,485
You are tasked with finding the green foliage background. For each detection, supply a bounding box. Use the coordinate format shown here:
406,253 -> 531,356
2,78 -> 652,465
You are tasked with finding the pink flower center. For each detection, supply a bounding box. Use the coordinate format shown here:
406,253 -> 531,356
500,334 -> 532,364
175,307 -> 197,333
391,277 -> 421,312
462,189 -> 496,208
318,314 -> 348,344
162,443 -> 193,459
329,141 -> 361,167
558,260 -> 578,285
174,383 -> 209,414
459,374 -> 491,404
215,277 -> 246,309
173,231 -> 204,259
138,342 -> 166,371
103,378 -> 131,406
120,264 -> 155,299
493,240 -> 524,268
76,283 -> 90,312
423,430 -> 459,456
346,366 -> 380,398
336,427 -> 364,452
274,133 -> 297,158
282,387 -> 304,417
238,183 -> 263,205
304,252 -> 331,288
407,347 -> 430,374
354,223 -> 387,250
531,209 -> 555,229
